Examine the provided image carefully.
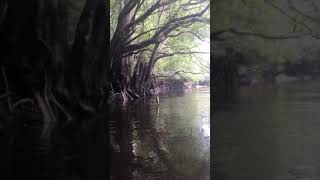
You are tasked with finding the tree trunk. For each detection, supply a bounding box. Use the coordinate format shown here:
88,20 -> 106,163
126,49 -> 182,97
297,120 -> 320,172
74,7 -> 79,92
0,1 -> 108,179
67,0 -> 108,105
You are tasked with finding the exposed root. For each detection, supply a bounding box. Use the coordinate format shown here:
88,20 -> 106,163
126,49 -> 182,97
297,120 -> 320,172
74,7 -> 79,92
120,91 -> 127,104
49,93 -> 73,121
0,92 -> 10,100
12,98 -> 34,110
34,92 -> 52,137
33,72 -> 57,138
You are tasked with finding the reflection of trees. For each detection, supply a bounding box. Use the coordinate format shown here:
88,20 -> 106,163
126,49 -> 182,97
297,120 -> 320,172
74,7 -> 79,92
109,104 -> 133,180
110,93 -> 210,179
3,109 -> 106,179
110,100 -> 173,179
164,94 -> 210,179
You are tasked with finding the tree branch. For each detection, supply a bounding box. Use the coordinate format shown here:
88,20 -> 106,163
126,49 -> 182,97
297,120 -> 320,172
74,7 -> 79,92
124,24 -> 171,45
288,0 -> 320,24
168,30 -> 206,41
155,51 -> 209,61
127,0 -> 178,28
165,4 -> 209,25
228,28 -> 303,39
264,0 -> 314,34
123,3 -> 210,53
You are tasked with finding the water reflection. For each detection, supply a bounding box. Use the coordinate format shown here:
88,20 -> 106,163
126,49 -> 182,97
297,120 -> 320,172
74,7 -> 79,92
110,89 -> 210,180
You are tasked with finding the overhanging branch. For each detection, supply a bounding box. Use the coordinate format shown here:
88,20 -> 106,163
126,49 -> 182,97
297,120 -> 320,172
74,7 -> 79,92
264,0 -> 314,34
228,28 -> 303,39
168,30 -> 206,41
123,3 -> 210,53
288,0 -> 320,24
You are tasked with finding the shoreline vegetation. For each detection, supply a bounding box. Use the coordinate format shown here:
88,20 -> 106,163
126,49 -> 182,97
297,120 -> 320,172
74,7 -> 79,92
213,48 -> 320,104
109,77 -> 210,103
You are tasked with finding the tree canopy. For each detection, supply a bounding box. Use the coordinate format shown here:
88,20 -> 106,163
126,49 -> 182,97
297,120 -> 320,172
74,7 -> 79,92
110,0 -> 210,83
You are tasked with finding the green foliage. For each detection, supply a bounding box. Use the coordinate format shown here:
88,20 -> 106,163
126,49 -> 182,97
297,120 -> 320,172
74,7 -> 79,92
154,38 -> 210,81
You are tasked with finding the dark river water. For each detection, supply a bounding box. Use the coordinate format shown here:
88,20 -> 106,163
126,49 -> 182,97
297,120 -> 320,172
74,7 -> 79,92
213,82 -> 320,180
109,88 -> 210,180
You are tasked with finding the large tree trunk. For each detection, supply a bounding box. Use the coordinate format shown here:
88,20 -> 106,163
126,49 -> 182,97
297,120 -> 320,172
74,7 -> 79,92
67,0 -> 108,105
0,0 -> 108,179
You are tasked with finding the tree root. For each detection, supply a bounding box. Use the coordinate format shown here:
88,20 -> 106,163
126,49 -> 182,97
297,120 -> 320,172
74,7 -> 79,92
12,98 -> 34,110
1,67 -> 12,112
49,93 -> 73,121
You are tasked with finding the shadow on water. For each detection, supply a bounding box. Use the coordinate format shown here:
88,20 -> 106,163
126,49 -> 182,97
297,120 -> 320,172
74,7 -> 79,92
110,89 -> 210,180
0,107 -> 106,180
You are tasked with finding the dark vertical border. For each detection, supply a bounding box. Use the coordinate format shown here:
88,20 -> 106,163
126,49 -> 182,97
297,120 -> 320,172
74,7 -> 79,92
210,0 -> 214,179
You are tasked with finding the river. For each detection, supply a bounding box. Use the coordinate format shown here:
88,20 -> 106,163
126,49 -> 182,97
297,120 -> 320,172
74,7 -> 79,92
214,82 -> 320,180
110,88 -> 210,180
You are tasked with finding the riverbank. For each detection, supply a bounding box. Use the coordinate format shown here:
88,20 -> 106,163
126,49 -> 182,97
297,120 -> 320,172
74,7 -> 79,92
154,78 -> 210,94
238,63 -> 320,86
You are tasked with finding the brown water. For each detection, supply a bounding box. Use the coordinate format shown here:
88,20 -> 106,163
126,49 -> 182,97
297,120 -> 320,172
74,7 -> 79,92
109,88 -> 210,180
214,82 -> 320,180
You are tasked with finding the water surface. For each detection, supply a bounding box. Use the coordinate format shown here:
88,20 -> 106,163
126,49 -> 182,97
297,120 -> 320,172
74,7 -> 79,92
110,88 -> 210,180
214,82 -> 320,180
